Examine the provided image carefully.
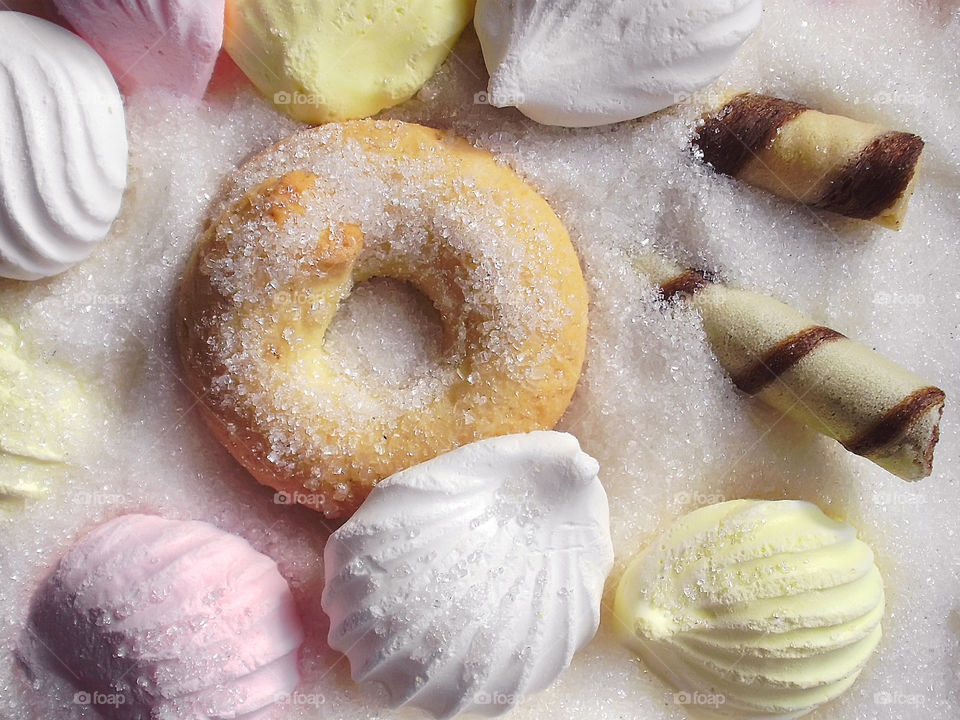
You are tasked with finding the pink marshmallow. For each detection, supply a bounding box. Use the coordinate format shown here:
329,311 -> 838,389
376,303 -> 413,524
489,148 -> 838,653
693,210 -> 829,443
20,514 -> 304,719
52,0 -> 225,97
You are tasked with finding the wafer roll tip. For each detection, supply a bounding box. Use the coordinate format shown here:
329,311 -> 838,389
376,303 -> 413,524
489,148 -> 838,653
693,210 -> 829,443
638,258 -> 945,480
842,386 -> 945,480
694,92 -> 924,230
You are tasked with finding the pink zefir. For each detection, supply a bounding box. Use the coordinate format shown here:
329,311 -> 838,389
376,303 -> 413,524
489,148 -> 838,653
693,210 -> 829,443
19,513 -> 304,718
53,0 -> 225,97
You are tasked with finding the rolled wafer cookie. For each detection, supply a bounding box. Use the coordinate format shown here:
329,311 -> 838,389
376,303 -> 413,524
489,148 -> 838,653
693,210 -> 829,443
694,92 -> 924,230
637,254 -> 944,480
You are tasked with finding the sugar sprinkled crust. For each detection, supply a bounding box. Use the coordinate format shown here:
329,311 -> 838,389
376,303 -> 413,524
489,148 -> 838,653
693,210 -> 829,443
178,120 -> 589,518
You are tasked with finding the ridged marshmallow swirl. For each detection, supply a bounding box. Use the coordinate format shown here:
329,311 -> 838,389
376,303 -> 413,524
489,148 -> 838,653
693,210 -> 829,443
475,0 -> 763,127
0,317 -> 98,502
0,12 -> 128,281
322,432 -> 614,719
53,0 -> 225,97
613,500 -> 884,719
21,514 -> 304,719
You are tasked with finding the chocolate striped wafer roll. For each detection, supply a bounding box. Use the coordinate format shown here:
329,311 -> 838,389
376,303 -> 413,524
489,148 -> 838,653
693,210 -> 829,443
637,254 -> 944,480
694,92 -> 924,230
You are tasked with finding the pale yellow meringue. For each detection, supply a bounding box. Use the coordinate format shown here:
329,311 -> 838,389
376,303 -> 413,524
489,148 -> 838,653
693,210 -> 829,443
0,319 -> 97,503
224,0 -> 475,123
614,499 -> 884,719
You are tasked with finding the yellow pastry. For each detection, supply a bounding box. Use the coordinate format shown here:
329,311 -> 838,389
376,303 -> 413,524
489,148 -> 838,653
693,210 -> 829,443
178,120 -> 589,518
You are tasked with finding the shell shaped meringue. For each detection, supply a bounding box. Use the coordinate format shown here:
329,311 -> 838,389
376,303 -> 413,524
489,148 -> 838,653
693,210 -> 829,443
474,0 -> 763,127
613,500 -> 885,720
322,431 -> 614,719
0,317 -> 99,502
21,514 -> 304,719
53,0 -> 225,98
0,12 -> 127,281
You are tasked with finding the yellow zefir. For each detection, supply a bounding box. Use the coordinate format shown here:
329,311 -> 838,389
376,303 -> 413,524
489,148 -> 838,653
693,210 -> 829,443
0,319 -> 98,503
614,499 -> 885,720
224,0 -> 476,123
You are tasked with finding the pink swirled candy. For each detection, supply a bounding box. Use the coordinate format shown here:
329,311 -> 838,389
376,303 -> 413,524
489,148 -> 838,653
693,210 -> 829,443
20,514 -> 303,719
53,0 -> 225,97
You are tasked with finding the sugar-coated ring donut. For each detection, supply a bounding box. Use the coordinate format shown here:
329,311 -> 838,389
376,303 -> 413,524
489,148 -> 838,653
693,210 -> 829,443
178,120 -> 588,518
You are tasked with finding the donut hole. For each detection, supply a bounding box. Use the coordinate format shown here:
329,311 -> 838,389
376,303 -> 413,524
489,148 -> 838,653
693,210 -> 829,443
323,277 -> 445,388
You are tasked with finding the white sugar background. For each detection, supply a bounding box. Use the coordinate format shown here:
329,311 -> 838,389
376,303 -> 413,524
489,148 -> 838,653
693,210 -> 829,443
0,1 -> 958,719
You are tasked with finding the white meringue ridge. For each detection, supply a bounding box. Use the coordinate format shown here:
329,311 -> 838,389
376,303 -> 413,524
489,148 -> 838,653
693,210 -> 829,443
475,0 -> 763,127
322,431 -> 614,719
0,12 -> 128,281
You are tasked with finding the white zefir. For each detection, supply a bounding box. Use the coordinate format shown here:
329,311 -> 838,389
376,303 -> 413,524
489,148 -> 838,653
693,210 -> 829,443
0,12 -> 128,281
322,431 -> 614,719
474,0 -> 763,127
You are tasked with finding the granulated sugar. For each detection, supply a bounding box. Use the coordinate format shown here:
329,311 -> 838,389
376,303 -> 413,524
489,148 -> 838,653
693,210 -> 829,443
1,1 -> 958,719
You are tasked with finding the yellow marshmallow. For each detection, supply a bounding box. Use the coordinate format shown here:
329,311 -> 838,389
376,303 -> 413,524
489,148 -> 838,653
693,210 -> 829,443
614,500 -> 885,720
224,0 -> 476,123
0,319 -> 97,504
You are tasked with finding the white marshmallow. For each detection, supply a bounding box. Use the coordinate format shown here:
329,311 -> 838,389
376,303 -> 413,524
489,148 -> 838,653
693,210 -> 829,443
475,0 -> 763,127
322,431 -> 614,719
0,12 -> 128,281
